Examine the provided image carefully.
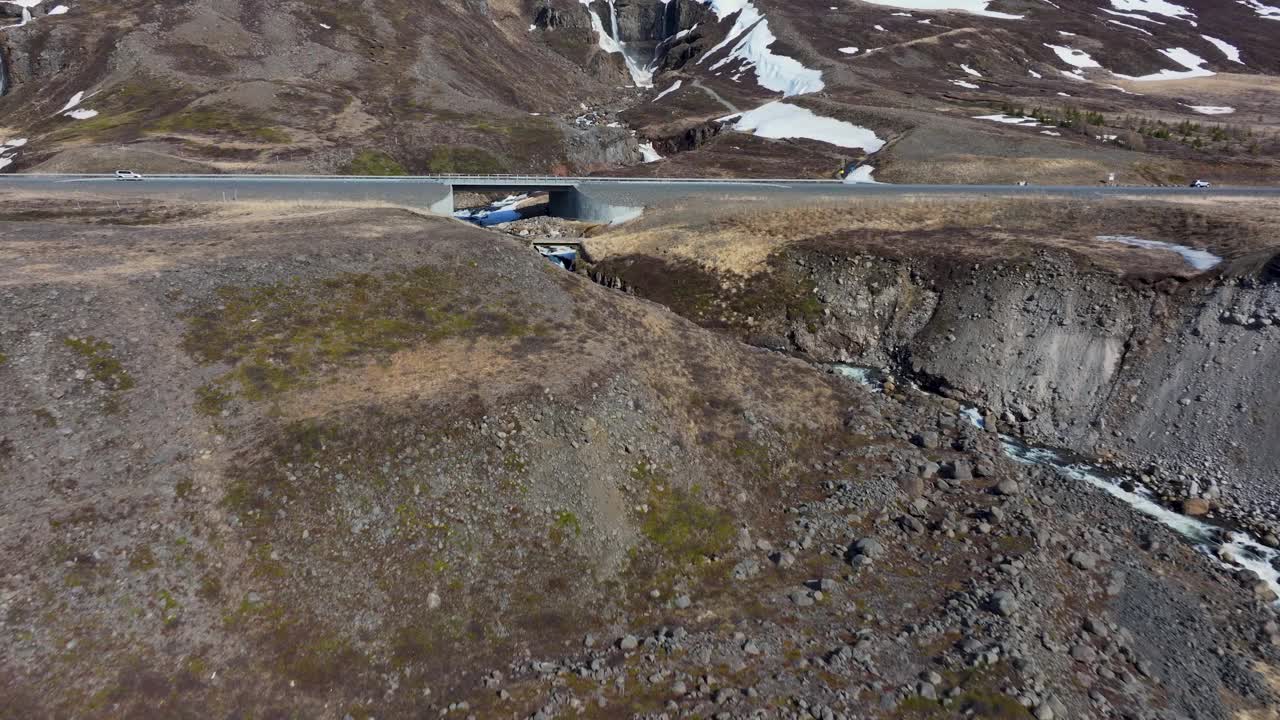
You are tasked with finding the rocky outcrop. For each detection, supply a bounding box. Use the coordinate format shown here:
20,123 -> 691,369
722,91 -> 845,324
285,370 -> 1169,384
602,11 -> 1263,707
577,0 -> 709,71
652,118 -> 724,153
603,0 -> 707,43
771,248 -> 1280,525
594,245 -> 1280,527
564,122 -> 641,170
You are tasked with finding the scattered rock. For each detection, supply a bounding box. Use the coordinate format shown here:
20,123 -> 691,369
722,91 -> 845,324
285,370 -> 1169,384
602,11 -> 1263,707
995,479 -> 1021,496
1182,498 -> 1211,516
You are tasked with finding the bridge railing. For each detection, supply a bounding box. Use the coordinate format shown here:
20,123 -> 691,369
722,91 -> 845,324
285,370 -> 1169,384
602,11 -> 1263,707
1,173 -> 848,184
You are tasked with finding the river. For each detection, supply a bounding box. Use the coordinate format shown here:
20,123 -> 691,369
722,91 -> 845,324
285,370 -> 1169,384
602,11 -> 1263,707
832,364 -> 1280,602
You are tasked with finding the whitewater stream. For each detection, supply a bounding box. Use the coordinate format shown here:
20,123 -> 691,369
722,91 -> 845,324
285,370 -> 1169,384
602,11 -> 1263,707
453,194 -> 534,227
832,364 -> 1280,602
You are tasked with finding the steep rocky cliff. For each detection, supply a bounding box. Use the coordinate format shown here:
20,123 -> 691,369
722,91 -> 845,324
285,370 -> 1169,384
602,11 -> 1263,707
586,199 -> 1280,535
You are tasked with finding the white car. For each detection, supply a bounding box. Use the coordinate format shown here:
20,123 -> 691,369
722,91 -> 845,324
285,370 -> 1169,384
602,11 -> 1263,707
114,170 -> 143,181
1190,179 -> 1211,188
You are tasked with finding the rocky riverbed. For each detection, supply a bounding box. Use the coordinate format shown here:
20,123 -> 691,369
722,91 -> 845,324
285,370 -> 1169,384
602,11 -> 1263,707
586,199 -> 1280,552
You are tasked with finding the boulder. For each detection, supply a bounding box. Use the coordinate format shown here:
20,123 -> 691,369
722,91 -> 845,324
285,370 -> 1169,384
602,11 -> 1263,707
1182,498 -> 1211,516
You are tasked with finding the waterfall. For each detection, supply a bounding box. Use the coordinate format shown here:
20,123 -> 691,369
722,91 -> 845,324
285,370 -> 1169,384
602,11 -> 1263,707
584,0 -> 654,88
649,0 -> 675,70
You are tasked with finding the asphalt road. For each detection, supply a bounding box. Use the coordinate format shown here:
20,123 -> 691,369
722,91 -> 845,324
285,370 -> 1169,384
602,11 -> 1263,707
0,174 -> 1275,213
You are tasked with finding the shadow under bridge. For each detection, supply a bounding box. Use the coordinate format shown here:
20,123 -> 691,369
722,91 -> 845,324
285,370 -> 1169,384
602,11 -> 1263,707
439,175 -> 644,224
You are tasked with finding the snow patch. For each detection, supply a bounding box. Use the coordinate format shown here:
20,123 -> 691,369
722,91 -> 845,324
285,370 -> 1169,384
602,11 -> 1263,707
1104,83 -> 1140,94
59,91 -> 86,113
1115,47 -> 1214,81
1106,18 -> 1153,34
1201,35 -> 1243,64
842,165 -> 880,184
724,101 -> 885,151
638,142 -> 663,162
699,0 -> 825,96
1040,130 -> 1062,136
1109,0 -> 1194,20
974,113 -> 1040,126
1045,43 -> 1100,68
1237,0 -> 1280,20
856,0 -> 1023,19
951,79 -> 980,89
839,46 -> 860,54
1096,234 -> 1221,270
1184,104 -> 1234,114
47,4 -> 67,14
65,108 -> 98,120
653,79 -> 683,102
960,63 -> 981,76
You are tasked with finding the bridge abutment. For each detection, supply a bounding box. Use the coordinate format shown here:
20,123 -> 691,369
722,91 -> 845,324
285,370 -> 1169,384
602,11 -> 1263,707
427,185 -> 454,215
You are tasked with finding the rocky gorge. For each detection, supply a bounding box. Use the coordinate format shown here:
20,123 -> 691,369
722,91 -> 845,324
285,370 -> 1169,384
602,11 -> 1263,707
585,198 -> 1280,553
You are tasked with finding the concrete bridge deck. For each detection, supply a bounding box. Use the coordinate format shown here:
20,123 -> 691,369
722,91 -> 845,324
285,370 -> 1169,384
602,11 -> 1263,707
0,174 -> 1275,224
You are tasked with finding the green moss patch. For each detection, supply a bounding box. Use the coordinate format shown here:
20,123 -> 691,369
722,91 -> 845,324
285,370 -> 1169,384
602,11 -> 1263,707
636,464 -> 735,566
342,149 -> 407,176
215,406 -> 604,704
589,251 -> 823,334
146,108 -> 289,143
427,146 -> 505,174
194,383 -> 232,417
549,510 -> 582,544
182,267 -> 529,403
46,110 -> 145,143
63,336 -> 135,391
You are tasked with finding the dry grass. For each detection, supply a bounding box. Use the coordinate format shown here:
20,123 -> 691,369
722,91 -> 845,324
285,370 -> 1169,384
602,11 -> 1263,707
884,156 -> 1121,185
587,195 -> 1280,278
1233,662 -> 1280,720
0,197 -> 459,288
198,198 -> 436,223
275,335 -> 550,421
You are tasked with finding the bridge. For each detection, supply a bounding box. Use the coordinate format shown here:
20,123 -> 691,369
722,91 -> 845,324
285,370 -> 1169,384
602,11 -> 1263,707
0,174 -> 1275,224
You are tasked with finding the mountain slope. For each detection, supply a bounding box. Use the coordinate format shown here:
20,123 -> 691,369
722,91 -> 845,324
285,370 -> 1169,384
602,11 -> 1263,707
2,195 -> 1279,717
0,0 -> 1278,181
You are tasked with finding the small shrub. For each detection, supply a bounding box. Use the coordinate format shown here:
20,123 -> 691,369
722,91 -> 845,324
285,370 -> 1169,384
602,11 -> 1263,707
641,481 -> 734,565
342,149 -> 407,176
427,146 -> 504,174
148,109 -> 288,143
194,383 -> 232,417
64,336 -> 135,391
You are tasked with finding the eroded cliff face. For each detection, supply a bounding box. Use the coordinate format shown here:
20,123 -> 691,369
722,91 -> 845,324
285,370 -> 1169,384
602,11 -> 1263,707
790,249 -> 1280,480
591,244 -> 1280,526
